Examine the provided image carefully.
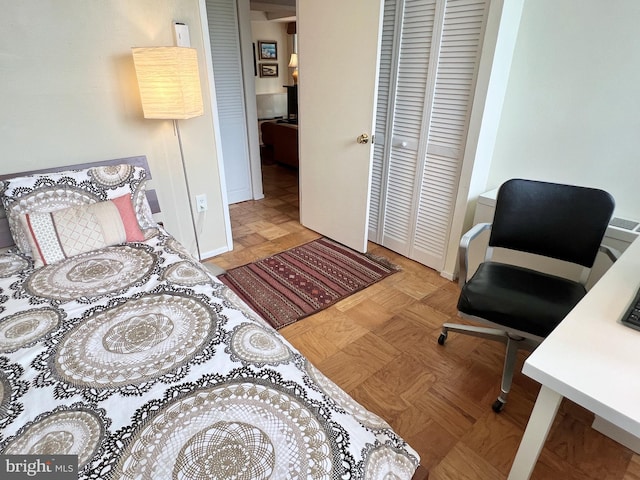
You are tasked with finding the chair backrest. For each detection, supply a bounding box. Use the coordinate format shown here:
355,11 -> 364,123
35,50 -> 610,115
489,179 -> 615,268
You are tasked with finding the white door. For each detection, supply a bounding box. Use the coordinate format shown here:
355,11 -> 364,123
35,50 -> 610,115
297,0 -> 384,253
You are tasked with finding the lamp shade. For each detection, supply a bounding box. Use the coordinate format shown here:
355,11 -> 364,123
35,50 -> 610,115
288,53 -> 298,68
132,47 -> 203,120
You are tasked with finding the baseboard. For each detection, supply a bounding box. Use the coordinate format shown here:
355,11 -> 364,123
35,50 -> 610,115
440,270 -> 456,281
201,245 -> 230,260
203,262 -> 226,276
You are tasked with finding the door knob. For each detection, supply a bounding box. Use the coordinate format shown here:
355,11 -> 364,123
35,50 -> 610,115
356,133 -> 369,144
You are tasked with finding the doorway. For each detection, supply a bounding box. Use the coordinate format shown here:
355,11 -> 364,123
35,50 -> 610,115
206,0 -> 298,206
249,0 -> 299,213
207,0 -> 379,254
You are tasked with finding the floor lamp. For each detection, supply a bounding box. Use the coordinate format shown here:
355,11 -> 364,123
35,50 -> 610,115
132,46 -> 204,261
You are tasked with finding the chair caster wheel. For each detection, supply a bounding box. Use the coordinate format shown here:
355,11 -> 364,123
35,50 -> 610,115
492,399 -> 505,413
437,332 -> 447,345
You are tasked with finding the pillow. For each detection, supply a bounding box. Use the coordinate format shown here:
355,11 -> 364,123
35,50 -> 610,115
19,195 -> 145,268
1,164 -> 157,256
110,194 -> 146,242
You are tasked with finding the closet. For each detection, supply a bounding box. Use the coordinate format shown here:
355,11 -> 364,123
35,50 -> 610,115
206,0 -> 254,204
369,0 -> 489,271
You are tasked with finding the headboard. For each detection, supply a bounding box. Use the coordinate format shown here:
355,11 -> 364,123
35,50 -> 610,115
0,155 -> 160,249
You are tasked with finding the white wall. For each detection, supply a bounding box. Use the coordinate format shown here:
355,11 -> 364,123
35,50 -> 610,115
0,0 -> 230,259
488,0 -> 640,221
251,16 -> 293,94
443,0 -> 525,279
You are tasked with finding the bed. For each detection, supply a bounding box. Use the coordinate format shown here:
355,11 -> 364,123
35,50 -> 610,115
0,157 -> 427,479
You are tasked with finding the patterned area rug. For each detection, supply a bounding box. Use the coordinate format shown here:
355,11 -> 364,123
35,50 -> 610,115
218,237 -> 399,329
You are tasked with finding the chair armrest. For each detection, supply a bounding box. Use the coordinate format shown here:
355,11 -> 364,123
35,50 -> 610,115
458,222 -> 492,288
599,244 -> 621,263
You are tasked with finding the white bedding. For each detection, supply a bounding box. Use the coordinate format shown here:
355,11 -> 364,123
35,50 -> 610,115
0,229 -> 420,478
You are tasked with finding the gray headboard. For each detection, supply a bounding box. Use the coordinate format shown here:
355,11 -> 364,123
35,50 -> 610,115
0,155 -> 160,249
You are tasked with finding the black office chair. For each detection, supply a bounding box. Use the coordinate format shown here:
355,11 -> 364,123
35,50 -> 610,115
438,179 -> 617,412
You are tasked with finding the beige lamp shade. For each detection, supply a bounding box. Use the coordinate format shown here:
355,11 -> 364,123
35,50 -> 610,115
288,53 -> 298,84
132,47 -> 204,120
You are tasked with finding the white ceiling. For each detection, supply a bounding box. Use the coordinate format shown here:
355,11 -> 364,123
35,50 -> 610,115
249,0 -> 296,21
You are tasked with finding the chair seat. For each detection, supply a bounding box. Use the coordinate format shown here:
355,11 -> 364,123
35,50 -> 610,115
457,262 -> 587,337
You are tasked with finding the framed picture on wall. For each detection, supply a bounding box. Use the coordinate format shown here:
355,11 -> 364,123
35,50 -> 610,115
252,43 -> 257,76
260,63 -> 279,78
258,41 -> 277,60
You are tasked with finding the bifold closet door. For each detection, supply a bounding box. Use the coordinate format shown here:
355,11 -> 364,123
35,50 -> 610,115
206,0 -> 253,204
369,0 -> 489,271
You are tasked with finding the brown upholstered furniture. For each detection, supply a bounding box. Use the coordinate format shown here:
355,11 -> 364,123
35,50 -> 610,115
260,121 -> 299,168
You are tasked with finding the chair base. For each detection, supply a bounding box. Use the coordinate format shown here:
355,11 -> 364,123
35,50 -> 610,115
438,323 -> 540,412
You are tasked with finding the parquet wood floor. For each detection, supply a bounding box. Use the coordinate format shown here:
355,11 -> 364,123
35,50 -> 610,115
208,164 -> 640,479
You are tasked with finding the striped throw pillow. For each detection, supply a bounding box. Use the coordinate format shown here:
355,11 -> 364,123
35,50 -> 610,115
20,194 -> 144,268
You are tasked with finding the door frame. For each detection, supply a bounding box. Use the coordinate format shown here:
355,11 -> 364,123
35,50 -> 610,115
197,0 -> 270,252
198,0 -> 234,253
236,0 -> 265,202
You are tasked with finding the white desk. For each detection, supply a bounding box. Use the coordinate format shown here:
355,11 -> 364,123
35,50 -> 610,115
508,237 -> 640,479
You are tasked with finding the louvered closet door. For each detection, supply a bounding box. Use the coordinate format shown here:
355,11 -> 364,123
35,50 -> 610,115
369,0 -> 401,243
206,0 -> 253,204
369,0 -> 488,271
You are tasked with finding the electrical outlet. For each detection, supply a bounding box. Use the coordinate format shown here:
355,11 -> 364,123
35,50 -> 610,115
196,194 -> 208,212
